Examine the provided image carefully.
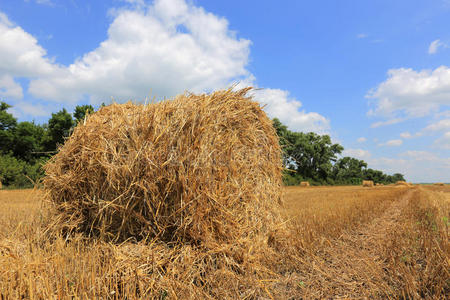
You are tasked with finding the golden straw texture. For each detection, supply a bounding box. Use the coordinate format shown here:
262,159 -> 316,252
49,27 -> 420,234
43,88 -> 283,246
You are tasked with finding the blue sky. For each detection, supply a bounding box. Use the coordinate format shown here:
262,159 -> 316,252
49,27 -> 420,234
0,0 -> 449,182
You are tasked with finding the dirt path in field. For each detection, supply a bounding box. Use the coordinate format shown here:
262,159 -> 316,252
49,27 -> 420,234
293,188 -> 415,298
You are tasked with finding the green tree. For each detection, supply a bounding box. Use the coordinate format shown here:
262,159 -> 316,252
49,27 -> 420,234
273,118 -> 344,183
363,168 -> 386,183
272,118 -> 405,185
12,121 -> 46,162
391,173 -> 406,183
0,102 -> 17,154
0,154 -> 26,187
272,118 -> 292,167
333,157 -> 367,184
287,132 -> 343,182
73,104 -> 94,124
44,108 -> 74,151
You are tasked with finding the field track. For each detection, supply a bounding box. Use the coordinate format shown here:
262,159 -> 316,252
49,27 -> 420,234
294,189 -> 414,297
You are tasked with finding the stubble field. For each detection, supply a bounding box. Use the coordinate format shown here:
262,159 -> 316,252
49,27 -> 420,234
0,185 -> 448,299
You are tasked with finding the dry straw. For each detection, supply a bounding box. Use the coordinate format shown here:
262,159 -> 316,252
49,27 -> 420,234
362,180 -> 374,187
300,181 -> 310,187
43,88 -> 283,247
395,181 -> 411,187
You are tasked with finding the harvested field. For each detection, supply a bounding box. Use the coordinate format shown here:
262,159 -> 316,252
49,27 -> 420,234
0,185 -> 448,299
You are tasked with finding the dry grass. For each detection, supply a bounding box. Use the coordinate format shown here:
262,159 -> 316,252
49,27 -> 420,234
1,185 -> 448,298
396,180 -> 411,187
362,180 -> 374,187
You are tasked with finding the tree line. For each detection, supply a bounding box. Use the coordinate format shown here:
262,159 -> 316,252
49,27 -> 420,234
273,118 -> 405,185
0,102 -> 404,188
0,102 -> 94,188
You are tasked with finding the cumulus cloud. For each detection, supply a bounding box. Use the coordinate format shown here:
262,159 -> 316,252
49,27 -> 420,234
368,151 -> 450,182
421,119 -> 450,133
0,0 -> 330,133
29,0 -> 252,103
367,66 -> 450,122
378,139 -> 403,147
342,148 -> 371,160
413,118 -> 450,137
250,88 -> 330,133
0,75 -> 23,99
7,101 -> 51,119
357,137 -> 367,143
0,12 -> 56,78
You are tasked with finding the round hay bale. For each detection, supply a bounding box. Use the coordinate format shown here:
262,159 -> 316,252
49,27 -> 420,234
300,181 -> 310,187
43,88 -> 283,245
362,180 -> 374,187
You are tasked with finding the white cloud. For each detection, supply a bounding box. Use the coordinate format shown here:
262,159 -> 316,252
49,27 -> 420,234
367,66 -> 450,121
357,137 -> 367,143
413,118 -> 450,137
342,148 -> 371,160
370,117 -> 405,128
251,88 -> 330,133
428,39 -> 444,54
368,152 -> 450,182
378,139 -> 403,147
0,1 -> 330,133
0,13 -> 56,77
433,131 -> 450,149
29,0 -> 252,103
8,101 -> 51,119
0,74 -> 23,99
402,150 -> 439,160
400,131 -> 413,139
357,33 -> 368,39
421,118 -> 450,133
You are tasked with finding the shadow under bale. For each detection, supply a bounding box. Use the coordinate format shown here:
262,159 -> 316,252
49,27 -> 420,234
43,88 -> 283,247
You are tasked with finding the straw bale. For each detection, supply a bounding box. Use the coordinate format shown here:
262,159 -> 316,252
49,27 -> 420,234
434,183 -> 444,186
395,181 -> 410,187
362,180 -> 374,187
43,88 -> 283,246
300,181 -> 310,187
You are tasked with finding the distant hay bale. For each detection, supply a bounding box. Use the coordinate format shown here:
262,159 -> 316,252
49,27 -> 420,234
434,183 -> 444,186
395,181 -> 410,187
300,181 -> 310,187
375,183 -> 383,186
362,180 -> 374,187
0,181 -> 2,189
43,88 -> 283,245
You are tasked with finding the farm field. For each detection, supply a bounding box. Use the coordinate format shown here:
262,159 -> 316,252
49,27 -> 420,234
0,185 -> 448,299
